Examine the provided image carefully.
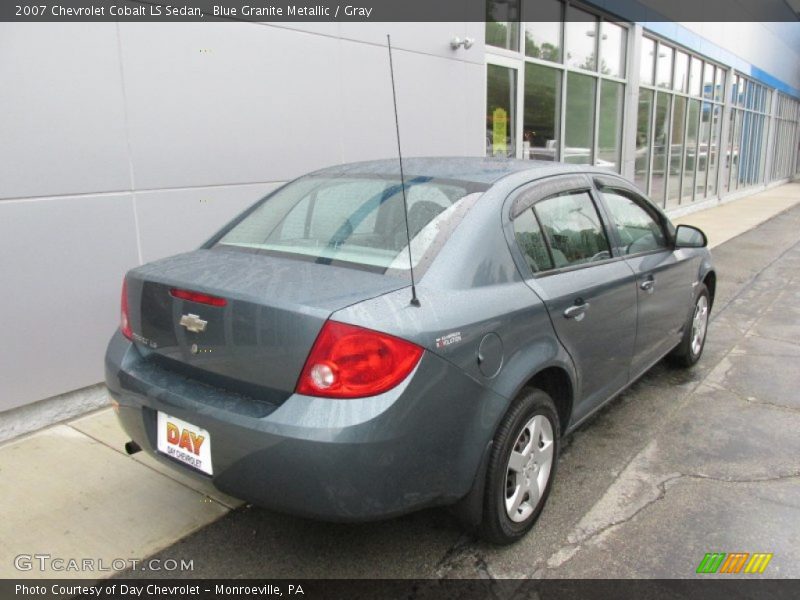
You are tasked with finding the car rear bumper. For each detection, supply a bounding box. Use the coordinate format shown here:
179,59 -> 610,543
105,331 -> 509,521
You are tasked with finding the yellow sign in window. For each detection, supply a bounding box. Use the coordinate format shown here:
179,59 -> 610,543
492,107 -> 508,156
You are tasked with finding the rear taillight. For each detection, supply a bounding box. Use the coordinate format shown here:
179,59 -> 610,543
120,278 -> 132,340
296,321 -> 424,399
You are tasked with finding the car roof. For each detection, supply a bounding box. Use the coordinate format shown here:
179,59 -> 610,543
306,157 -> 607,185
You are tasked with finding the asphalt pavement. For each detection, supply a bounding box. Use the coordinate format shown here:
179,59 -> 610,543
125,200 -> 800,580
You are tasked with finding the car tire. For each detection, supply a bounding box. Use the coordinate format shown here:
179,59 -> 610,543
479,388 -> 560,545
668,283 -> 711,368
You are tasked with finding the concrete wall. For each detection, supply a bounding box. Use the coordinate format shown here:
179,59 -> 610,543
0,22 -> 485,413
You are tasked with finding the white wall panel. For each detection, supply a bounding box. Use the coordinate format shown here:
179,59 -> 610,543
0,195 -> 140,411
0,23 -> 131,200
337,42 -> 485,163
118,23 -> 344,190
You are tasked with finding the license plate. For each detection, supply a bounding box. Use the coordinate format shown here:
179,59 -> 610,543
156,412 -> 213,475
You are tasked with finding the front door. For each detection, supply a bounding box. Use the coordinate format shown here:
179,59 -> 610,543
595,186 -> 697,377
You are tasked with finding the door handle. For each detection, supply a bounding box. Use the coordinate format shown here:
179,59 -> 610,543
564,302 -> 590,320
640,277 -> 656,292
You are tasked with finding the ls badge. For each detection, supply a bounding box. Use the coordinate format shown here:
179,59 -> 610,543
180,313 -> 207,333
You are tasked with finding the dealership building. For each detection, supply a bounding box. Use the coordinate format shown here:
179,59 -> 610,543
1,3 -> 799,435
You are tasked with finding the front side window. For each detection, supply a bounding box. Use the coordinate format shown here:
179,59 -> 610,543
600,190 -> 668,255
533,191 -> 611,268
217,175 -> 484,274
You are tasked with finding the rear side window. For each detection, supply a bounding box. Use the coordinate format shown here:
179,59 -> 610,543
513,209 -> 553,273
216,175 -> 486,274
533,191 -> 611,268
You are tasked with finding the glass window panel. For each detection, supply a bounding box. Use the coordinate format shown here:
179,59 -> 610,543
533,192 -> 611,267
523,0 -> 562,62
656,44 -> 673,89
486,0 -> 520,50
640,37 -> 655,86
707,104 -> 722,196
745,81 -> 754,109
758,113 -> 769,180
682,99 -> 700,201
599,21 -> 626,78
651,92 -> 671,206
742,111 -> 753,185
523,63 -> 561,160
731,110 -> 743,189
635,88 -> 654,191
564,73 -> 596,164
667,96 -> 686,207
565,6 -> 598,71
696,102 -> 712,199
597,80 -> 624,171
486,64 -> 517,157
702,62 -> 715,100
513,208 -> 553,273
600,191 -> 668,254
673,51 -> 689,93
689,57 -> 703,97
714,68 -> 725,102
722,109 -> 735,192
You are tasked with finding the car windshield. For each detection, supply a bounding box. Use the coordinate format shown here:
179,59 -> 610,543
215,174 -> 486,274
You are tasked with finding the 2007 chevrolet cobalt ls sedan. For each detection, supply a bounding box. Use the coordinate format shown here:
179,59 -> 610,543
106,158 -> 714,544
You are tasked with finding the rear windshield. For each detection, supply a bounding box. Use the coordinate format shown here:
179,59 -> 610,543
215,174 -> 486,274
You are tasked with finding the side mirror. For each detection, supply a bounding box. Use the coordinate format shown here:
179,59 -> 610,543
675,224 -> 707,248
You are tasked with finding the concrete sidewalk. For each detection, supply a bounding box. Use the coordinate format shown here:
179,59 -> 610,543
673,182 -> 800,248
1,181 -> 798,580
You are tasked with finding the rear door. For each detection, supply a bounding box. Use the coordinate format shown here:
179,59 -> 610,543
592,178 -> 697,378
508,176 -> 637,423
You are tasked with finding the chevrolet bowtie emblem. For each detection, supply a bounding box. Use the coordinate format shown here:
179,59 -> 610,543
179,313 -> 207,333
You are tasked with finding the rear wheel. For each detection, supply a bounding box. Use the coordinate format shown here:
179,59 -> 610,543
479,388 -> 560,544
668,284 -> 710,367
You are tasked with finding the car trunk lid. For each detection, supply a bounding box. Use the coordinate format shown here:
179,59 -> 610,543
124,248 -> 407,404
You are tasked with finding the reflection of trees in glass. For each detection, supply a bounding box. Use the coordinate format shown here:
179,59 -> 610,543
485,0 -> 519,50
563,51 -> 612,75
486,22 -> 514,49
598,81 -> 623,167
524,34 -> 559,62
565,73 -> 595,163
524,64 -> 559,159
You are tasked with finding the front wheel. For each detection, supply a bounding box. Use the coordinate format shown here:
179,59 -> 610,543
479,388 -> 560,544
668,283 -> 710,367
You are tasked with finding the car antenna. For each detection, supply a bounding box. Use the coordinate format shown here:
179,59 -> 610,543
387,34 -> 420,307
